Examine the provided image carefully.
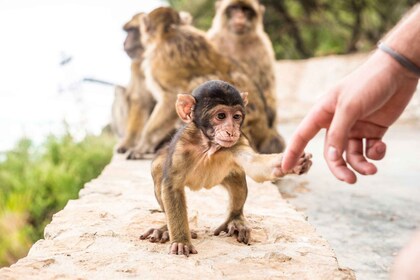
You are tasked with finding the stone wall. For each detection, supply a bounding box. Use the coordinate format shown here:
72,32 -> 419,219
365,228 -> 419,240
0,155 -> 355,279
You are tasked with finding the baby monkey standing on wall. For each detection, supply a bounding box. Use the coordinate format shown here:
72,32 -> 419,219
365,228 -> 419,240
141,80 -> 312,256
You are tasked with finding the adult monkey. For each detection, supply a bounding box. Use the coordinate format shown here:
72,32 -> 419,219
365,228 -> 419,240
116,12 -> 194,154
127,6 -> 285,159
116,12 -> 157,153
140,80 -> 312,256
207,0 -> 280,132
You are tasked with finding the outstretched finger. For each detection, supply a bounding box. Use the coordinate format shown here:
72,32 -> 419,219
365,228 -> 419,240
282,105 -> 332,171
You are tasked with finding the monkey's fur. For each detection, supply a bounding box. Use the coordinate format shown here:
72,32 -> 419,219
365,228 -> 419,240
116,13 -> 157,154
140,80 -> 312,256
208,0 -> 281,134
127,7 -> 285,159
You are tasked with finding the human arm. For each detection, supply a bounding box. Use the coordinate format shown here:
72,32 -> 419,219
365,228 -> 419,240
281,5 -> 420,184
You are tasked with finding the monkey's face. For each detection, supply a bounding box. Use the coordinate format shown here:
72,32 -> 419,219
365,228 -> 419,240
225,3 -> 256,34
123,14 -> 145,59
207,105 -> 244,147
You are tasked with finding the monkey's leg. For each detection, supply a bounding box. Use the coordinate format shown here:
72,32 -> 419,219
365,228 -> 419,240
162,183 -> 197,256
141,159 -> 197,244
215,171 -> 251,245
111,85 -> 129,138
117,101 -> 147,153
127,97 -> 178,160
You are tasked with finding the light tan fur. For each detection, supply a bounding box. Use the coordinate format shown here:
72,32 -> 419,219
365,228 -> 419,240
141,80 -> 312,256
116,13 -> 157,153
208,0 -> 280,130
127,7 -> 285,159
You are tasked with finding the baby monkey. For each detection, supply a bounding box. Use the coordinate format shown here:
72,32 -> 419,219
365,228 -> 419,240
141,80 -> 312,256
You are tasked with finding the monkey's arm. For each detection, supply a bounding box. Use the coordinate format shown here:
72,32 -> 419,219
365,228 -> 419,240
117,87 -> 156,153
233,143 -> 312,182
128,95 -> 178,159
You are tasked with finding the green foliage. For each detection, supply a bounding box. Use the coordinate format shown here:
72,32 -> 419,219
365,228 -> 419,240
167,0 -> 416,59
0,132 -> 115,267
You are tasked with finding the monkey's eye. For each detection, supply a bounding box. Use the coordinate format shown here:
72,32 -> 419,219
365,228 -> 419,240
233,114 -> 242,120
217,113 -> 226,120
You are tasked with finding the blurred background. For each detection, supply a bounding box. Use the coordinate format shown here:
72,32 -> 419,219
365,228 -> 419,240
0,0 -> 417,275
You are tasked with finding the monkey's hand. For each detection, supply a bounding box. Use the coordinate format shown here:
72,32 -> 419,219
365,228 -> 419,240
273,152 -> 312,178
140,226 -> 170,243
214,217 -> 251,245
127,150 -> 155,160
169,242 -> 198,257
116,141 -> 132,154
140,226 -> 197,243
127,149 -> 145,160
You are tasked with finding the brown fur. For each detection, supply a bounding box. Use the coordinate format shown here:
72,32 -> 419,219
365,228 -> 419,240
116,13 -> 157,153
127,7 -> 285,159
208,0 -> 282,138
140,80 -> 312,256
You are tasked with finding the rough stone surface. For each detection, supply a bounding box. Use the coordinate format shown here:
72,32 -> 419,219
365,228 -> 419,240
0,154 -> 354,280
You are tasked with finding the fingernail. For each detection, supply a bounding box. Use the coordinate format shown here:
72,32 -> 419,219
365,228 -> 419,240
328,146 -> 339,161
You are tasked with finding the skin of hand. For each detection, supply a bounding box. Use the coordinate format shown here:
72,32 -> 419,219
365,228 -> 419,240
391,231 -> 420,280
281,50 -> 419,183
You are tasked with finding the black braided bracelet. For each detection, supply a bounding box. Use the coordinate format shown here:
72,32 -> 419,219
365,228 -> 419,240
378,42 -> 420,77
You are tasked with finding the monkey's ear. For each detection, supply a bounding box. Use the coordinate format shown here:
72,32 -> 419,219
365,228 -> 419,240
179,11 -> 193,25
176,94 -> 196,123
259,4 -> 266,15
240,92 -> 249,107
215,0 -> 222,10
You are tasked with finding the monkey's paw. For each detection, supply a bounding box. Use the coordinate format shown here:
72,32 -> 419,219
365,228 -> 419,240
272,152 -> 312,177
140,227 -> 170,243
290,152 -> 312,175
169,242 -> 197,257
214,218 -> 251,244
140,227 -> 197,243
126,150 -> 145,160
116,145 -> 129,154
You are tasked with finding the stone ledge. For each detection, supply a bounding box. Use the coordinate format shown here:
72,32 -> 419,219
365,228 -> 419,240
0,154 -> 354,279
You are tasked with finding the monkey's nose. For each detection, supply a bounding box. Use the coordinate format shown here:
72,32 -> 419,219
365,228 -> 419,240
226,131 -> 234,137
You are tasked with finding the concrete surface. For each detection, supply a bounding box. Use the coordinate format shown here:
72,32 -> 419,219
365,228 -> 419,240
277,123 -> 420,280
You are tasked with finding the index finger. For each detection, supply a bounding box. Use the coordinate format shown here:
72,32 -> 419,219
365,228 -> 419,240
282,106 -> 332,171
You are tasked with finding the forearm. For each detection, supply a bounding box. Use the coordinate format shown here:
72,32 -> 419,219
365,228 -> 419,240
382,4 -> 420,77
234,148 -> 279,183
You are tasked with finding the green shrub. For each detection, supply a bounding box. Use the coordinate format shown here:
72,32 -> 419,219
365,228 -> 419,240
0,132 -> 115,267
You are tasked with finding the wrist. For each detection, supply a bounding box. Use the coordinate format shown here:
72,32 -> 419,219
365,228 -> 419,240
372,48 -> 420,81
378,42 -> 420,79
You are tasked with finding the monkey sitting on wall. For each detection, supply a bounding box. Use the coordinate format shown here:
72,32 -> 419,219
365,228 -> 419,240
127,6 -> 285,160
116,11 -> 193,154
208,0 -> 282,136
115,12 -> 157,154
140,80 -> 312,256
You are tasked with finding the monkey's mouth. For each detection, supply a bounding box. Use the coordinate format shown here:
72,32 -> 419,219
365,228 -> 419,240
216,138 -> 238,147
230,23 -> 248,35
124,46 -> 143,59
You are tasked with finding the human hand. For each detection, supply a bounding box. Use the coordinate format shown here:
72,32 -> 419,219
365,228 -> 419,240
282,50 -> 419,183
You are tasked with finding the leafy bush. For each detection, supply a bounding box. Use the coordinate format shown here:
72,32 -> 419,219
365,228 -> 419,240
168,0 -> 416,59
0,132 -> 115,267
